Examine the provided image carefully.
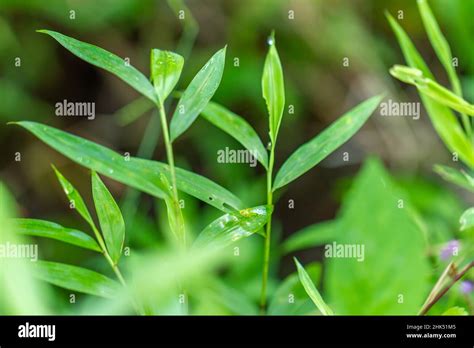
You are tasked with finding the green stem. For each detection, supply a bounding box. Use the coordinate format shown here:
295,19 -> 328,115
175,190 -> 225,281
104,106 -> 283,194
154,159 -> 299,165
260,143 -> 276,313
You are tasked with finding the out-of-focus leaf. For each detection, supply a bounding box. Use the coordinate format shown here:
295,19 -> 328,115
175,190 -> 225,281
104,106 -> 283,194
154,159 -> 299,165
442,307 -> 468,315
13,218 -> 100,252
201,101 -> 268,169
386,13 -> 474,168
52,165 -> 97,229
33,261 -> 120,298
12,122 -> 243,212
294,258 -> 333,315
268,262 -> 321,315
273,95 -> 382,190
115,97 -> 153,126
92,172 -> 125,264
193,205 -> 272,249
390,65 -> 474,116
460,208 -> 474,232
282,220 -> 338,254
150,49 -> 184,103
434,165 -> 474,192
37,30 -> 157,103
170,47 -> 226,141
160,174 -> 186,246
325,159 -> 430,314
262,32 -> 285,143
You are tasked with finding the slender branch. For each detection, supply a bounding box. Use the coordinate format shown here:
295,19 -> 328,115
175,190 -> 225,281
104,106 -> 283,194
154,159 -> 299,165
419,261 -> 473,315
260,143 -> 276,313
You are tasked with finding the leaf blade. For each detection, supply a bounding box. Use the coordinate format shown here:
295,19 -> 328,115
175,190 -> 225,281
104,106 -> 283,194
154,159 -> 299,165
170,47 -> 226,141
33,261 -> 120,298
294,258 -> 333,315
91,172 -> 125,264
38,30 -> 157,103
201,101 -> 269,168
282,220 -> 338,254
13,218 -> 101,252
274,94 -> 382,190
150,49 -> 184,103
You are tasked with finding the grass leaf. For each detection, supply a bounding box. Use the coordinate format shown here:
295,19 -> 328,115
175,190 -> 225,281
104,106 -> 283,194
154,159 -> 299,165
434,165 -> 474,192
150,49 -> 184,103
282,220 -> 338,254
37,30 -> 157,103
193,205 -> 272,249
91,172 -> 125,264
273,94 -> 382,190
52,165 -> 97,230
12,121 -> 243,212
262,32 -> 285,143
33,260 -> 120,298
170,47 -> 226,141
442,307 -> 468,316
294,258 -> 333,315
386,13 -> 474,168
12,218 -> 101,252
201,101 -> 269,168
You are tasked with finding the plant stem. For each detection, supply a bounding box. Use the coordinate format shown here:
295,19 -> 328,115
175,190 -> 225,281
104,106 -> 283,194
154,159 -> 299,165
260,143 -> 276,313
419,261 -> 473,315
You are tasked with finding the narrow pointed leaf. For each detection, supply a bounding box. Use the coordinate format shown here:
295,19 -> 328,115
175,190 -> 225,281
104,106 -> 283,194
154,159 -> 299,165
193,205 -> 272,249
38,30 -> 157,103
386,13 -> 474,167
274,95 -> 382,190
52,165 -> 97,230
390,65 -> 474,116
460,208 -> 474,231
262,33 -> 285,143
33,261 -> 120,298
434,165 -> 474,192
13,218 -> 101,252
170,47 -> 226,141
160,174 -> 186,245
201,101 -> 268,168
92,172 -> 125,264
12,122 -> 243,212
294,258 -> 333,315
150,49 -> 184,103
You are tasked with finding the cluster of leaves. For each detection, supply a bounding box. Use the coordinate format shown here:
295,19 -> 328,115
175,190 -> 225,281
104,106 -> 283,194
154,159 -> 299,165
8,24 -> 383,314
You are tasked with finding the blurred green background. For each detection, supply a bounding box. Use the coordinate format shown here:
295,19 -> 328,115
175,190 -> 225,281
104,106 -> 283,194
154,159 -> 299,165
0,0 -> 472,315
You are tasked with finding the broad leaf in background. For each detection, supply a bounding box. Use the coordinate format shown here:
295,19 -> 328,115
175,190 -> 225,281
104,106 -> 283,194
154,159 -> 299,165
170,47 -> 226,141
268,262 -> 321,315
201,101 -> 268,169
273,95 -> 382,190
262,32 -> 285,143
38,30 -> 157,103
92,172 -> 125,264
294,258 -> 333,315
460,208 -> 474,232
193,205 -> 272,249
150,49 -> 184,103
442,307 -> 468,316
33,261 -> 120,298
282,220 -> 339,254
434,165 -> 474,192
325,159 -> 430,314
386,13 -> 474,168
12,122 -> 243,212
13,218 -> 101,252
52,165 -> 97,229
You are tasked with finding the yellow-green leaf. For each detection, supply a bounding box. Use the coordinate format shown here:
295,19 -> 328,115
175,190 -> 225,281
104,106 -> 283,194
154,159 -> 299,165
150,49 -> 184,103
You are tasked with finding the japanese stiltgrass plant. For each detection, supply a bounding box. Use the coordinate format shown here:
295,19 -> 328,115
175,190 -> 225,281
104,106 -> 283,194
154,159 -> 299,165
387,0 -> 473,315
8,28 -> 383,315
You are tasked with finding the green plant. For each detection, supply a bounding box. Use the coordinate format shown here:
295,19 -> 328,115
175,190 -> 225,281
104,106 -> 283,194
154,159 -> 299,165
9,28 -> 382,315
387,0 -> 473,315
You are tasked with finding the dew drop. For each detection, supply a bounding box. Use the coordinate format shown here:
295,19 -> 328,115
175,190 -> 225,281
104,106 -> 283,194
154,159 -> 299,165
267,36 -> 274,46
108,168 -> 114,174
